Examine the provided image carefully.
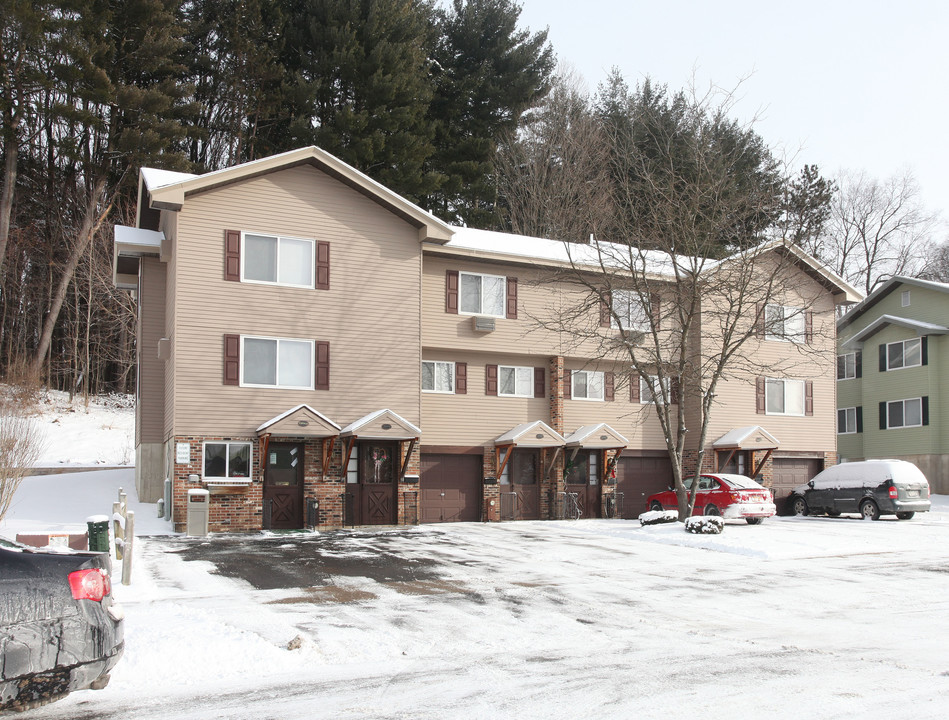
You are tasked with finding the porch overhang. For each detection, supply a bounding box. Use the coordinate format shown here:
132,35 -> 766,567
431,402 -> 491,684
494,421 -> 566,480
713,425 -> 779,479
339,409 -> 421,482
113,225 -> 164,289
563,423 -> 629,449
256,404 -> 341,437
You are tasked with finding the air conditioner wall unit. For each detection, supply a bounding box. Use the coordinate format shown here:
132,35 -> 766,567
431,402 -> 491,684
473,316 -> 496,332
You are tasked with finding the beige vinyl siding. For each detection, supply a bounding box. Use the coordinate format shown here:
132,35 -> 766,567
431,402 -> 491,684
171,164 -> 422,436
163,212 -> 179,442
138,258 -> 166,444
420,351 -> 549,445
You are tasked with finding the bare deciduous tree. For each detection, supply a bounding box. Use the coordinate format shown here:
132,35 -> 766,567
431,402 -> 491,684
0,396 -> 46,522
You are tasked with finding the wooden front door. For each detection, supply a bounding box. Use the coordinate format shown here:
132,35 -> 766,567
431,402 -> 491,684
511,449 -> 541,520
264,442 -> 305,529
565,450 -> 600,519
360,441 -> 397,525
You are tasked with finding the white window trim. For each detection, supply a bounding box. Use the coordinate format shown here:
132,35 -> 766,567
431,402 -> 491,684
886,398 -> 923,429
765,304 -> 805,343
458,271 -> 506,318
571,370 -> 605,401
422,360 -> 455,394
765,378 -> 805,416
884,338 -> 921,371
202,441 -> 253,483
498,365 -> 534,398
837,407 -> 858,435
240,231 -> 316,289
640,375 -> 669,405
836,352 -> 857,380
239,335 -> 315,390
611,289 -> 649,332
901,290 -> 911,307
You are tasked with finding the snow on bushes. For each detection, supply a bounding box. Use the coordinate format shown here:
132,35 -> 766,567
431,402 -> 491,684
685,516 -> 724,534
639,510 -> 678,526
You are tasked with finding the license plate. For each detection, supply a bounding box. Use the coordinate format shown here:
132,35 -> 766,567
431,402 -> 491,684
907,490 -> 919,498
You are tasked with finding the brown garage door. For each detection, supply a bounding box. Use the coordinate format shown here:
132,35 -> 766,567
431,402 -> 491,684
772,457 -> 824,514
420,454 -> 482,523
614,454 -> 673,519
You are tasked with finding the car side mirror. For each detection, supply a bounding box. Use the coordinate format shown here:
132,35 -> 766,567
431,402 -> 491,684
808,480 -> 815,488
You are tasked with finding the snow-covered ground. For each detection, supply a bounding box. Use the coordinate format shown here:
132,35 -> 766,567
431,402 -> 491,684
4,469 -> 949,719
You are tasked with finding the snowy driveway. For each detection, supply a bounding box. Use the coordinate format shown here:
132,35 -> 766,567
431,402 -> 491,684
27,514 -> 949,720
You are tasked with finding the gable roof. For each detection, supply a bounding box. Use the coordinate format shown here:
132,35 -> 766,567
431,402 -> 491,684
838,275 -> 949,331
713,425 -> 780,451
563,423 -> 629,448
495,421 -> 565,448
841,314 -> 949,348
138,146 -> 454,244
339,409 -> 421,440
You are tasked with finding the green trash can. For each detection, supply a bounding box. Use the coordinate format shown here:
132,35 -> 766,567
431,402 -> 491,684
86,515 -> 110,553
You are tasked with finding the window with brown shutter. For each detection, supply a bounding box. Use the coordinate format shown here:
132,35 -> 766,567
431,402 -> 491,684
804,380 -> 813,416
506,277 -> 518,319
456,362 -> 467,394
604,372 -> 614,401
316,241 -> 330,290
599,292 -> 611,328
315,341 -> 330,390
755,376 -> 766,414
446,270 -> 459,314
485,364 -> 498,395
223,334 -> 240,385
224,230 -> 241,281
629,373 -> 640,403
533,367 -> 545,398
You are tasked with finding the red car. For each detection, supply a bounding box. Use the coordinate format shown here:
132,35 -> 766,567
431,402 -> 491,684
646,473 -> 776,524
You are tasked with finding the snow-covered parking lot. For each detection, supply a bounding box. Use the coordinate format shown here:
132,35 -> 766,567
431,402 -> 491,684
7,471 -> 949,719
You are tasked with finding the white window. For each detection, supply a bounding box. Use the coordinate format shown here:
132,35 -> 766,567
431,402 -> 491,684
459,271 -> 506,317
837,407 -> 858,434
886,398 -> 922,429
499,365 -> 533,397
884,338 -> 921,371
421,361 -> 454,393
765,378 -> 804,416
572,370 -> 604,401
346,445 -> 359,483
611,290 -> 649,331
242,232 -> 314,288
241,336 -> 314,389
640,375 -> 669,404
901,290 -> 911,307
837,352 -> 857,380
203,441 -> 252,480
765,304 -> 805,342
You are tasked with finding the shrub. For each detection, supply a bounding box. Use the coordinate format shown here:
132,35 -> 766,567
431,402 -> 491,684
684,516 -> 724,534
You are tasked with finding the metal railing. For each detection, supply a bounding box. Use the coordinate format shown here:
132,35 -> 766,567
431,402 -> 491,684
557,491 -> 581,520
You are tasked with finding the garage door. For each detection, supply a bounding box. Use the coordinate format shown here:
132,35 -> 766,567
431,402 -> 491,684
614,454 -> 673,519
420,454 -> 482,523
771,457 -> 824,513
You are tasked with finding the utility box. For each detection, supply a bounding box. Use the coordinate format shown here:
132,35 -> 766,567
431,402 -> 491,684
186,489 -> 210,536
86,515 -> 110,552
306,498 -> 319,528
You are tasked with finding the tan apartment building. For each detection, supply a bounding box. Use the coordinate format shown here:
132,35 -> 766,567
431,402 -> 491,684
114,147 -> 861,532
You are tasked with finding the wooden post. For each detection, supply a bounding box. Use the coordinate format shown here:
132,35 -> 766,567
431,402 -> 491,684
112,501 -> 123,560
121,511 -> 134,586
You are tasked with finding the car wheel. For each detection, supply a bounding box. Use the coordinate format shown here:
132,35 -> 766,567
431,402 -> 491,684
896,511 -> 915,520
791,496 -> 808,516
649,501 -> 663,512
859,499 -> 880,521
745,517 -> 763,525
704,504 -> 720,516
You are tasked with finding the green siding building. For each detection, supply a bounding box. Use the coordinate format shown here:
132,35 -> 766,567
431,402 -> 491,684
837,277 -> 949,493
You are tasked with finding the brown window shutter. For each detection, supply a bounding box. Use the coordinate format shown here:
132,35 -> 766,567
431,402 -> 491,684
455,362 -> 467,394
671,378 -> 680,405
599,292 -> 611,328
755,303 -> 764,338
650,293 -> 661,330
316,241 -> 330,290
804,380 -> 813,416
446,270 -> 459,314
604,372 -> 614,401
564,370 -> 572,400
506,277 -> 518,319
805,311 -> 813,344
315,341 -> 330,390
534,367 -> 545,398
755,376 -> 766,414
223,334 -> 240,385
224,230 -> 241,281
629,373 -> 640,403
485,364 -> 498,396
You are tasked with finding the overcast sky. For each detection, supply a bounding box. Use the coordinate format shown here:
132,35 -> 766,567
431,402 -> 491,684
514,0 -> 948,232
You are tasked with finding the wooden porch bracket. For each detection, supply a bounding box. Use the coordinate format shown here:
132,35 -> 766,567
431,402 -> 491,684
259,433 -> 271,471
399,437 -> 418,480
496,445 -> 514,479
752,449 -> 774,479
717,448 -> 737,473
546,446 -> 563,479
341,436 -> 357,480
320,435 -> 339,480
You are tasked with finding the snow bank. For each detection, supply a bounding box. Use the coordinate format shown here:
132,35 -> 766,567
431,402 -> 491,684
28,390 -> 134,467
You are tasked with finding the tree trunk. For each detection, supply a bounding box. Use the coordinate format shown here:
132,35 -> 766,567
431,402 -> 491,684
0,132 -> 18,274
30,178 -> 109,379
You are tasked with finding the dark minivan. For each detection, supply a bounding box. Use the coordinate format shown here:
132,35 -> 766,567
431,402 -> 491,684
790,459 -> 931,520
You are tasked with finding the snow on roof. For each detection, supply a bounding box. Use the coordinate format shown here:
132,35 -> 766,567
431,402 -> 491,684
713,426 -> 779,450
562,423 -> 629,447
842,314 -> 949,347
495,420 -> 565,446
140,167 -> 198,190
255,404 -> 341,433
339,408 -> 421,436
